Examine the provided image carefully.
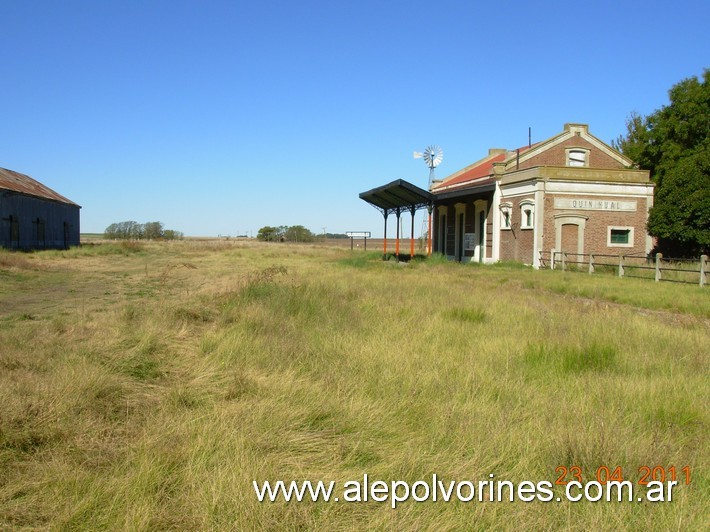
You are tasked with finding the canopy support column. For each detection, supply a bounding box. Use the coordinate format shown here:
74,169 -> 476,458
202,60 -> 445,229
427,204 -> 433,256
410,206 -> 416,258
395,207 -> 401,260
382,209 -> 389,260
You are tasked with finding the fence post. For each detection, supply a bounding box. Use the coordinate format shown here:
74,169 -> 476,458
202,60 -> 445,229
700,255 -> 707,287
561,252 -> 566,271
655,253 -> 662,282
588,253 -> 595,275
551,248 -> 556,270
618,255 -> 624,277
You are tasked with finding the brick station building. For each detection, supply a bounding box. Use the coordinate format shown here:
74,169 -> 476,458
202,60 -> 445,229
431,123 -> 654,267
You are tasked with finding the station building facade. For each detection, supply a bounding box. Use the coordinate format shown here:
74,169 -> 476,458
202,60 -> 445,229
431,123 -> 654,267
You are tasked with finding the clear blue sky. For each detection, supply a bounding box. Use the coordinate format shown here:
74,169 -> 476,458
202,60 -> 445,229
2,1 -> 708,237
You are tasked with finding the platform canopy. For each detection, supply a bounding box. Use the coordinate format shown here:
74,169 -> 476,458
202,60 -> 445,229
359,179 -> 433,215
359,179 -> 434,258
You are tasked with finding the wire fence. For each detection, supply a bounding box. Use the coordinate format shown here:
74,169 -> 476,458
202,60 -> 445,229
538,250 -> 708,287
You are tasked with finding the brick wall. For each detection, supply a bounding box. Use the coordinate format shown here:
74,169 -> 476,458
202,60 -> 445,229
542,194 -> 650,257
499,195 -> 535,263
519,137 -> 624,170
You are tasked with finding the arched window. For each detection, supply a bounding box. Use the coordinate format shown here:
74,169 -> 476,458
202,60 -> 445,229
520,200 -> 535,229
499,202 -> 512,230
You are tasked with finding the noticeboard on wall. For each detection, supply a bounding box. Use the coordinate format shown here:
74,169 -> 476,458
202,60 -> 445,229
463,233 -> 475,250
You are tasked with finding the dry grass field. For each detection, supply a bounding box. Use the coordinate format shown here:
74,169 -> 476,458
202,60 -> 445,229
0,241 -> 707,530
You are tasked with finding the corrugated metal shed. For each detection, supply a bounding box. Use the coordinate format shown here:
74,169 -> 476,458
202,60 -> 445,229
1,167 -> 81,250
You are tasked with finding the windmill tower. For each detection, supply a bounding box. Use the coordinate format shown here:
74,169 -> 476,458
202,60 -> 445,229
413,145 -> 443,256
413,145 -> 443,189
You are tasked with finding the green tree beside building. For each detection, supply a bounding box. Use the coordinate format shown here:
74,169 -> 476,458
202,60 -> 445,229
614,69 -> 709,256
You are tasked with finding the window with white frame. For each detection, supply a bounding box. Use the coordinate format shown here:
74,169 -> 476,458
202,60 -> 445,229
520,200 -> 534,229
500,202 -> 512,230
567,148 -> 589,167
607,226 -> 634,247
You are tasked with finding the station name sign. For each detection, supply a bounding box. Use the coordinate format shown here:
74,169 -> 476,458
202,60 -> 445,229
554,198 -> 637,212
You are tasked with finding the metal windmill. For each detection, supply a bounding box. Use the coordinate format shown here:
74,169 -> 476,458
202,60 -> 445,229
413,145 -> 443,256
413,145 -> 443,188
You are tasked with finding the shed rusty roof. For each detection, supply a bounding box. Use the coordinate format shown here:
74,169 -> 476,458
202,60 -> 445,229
0,167 -> 80,207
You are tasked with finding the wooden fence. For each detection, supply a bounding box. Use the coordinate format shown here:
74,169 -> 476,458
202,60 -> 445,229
539,251 -> 708,287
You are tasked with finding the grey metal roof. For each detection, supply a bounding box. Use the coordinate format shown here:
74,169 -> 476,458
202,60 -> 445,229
359,179 -> 433,214
434,178 -> 496,201
0,167 -> 80,207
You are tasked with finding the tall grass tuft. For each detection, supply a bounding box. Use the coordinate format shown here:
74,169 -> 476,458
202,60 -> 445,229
524,343 -> 618,375
443,307 -> 486,323
336,251 -> 381,267
0,250 -> 38,271
561,343 -> 618,373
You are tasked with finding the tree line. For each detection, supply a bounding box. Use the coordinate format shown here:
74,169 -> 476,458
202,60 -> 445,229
256,225 -> 349,242
613,69 -> 708,257
104,221 -> 184,240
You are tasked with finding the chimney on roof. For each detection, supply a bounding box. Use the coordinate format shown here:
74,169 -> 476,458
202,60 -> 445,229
488,148 -> 506,156
564,123 -> 589,135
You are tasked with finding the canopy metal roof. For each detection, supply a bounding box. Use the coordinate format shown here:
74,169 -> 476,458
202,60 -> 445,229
359,179 -> 433,215
434,178 -> 496,201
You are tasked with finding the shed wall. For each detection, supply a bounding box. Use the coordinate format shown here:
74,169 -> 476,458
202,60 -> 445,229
0,191 -> 80,249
